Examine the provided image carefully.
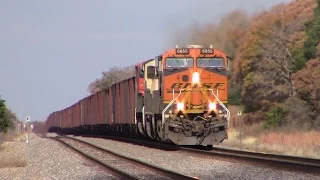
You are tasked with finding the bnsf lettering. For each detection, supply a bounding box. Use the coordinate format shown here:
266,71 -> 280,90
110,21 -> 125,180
169,83 -> 214,89
166,82 -> 225,93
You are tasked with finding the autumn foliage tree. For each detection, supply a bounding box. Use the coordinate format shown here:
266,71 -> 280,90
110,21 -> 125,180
291,0 -> 320,72
88,65 -> 135,94
233,0 -> 317,112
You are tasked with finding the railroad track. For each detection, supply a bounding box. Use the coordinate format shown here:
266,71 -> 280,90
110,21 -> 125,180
181,147 -> 320,175
72,134 -> 320,175
50,136 -> 197,180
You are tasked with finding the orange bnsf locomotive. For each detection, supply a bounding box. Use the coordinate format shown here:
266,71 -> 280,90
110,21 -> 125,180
45,45 -> 230,147
137,45 -> 230,146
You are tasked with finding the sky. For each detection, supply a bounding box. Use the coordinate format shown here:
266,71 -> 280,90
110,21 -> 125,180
0,0 -> 292,121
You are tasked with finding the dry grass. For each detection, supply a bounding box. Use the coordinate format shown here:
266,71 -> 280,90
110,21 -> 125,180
220,105 -> 320,158
0,130 -> 16,145
258,130 -> 320,158
222,116 -> 320,159
0,130 -> 27,144
0,143 -> 28,168
0,131 -> 28,168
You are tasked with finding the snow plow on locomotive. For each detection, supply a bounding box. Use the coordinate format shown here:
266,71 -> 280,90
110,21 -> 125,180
45,45 -> 231,147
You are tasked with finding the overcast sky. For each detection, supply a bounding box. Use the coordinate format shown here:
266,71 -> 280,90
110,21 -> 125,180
0,0 -> 292,121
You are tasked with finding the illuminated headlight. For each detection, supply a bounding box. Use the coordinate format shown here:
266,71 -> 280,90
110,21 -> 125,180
208,103 -> 216,111
192,72 -> 200,84
177,102 -> 184,111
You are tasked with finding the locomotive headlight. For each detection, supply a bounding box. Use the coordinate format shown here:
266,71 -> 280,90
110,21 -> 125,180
208,102 -> 216,111
177,102 -> 184,111
192,72 -> 200,84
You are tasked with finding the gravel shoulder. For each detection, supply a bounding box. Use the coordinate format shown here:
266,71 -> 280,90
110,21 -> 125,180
73,136 -> 320,180
0,133 -> 114,180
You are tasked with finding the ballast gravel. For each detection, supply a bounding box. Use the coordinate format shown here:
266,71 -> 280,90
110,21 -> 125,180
61,137 -> 171,180
0,133 -> 114,180
73,136 -> 320,180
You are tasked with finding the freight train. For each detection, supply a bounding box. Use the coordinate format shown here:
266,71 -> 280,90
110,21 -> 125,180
45,45 -> 231,147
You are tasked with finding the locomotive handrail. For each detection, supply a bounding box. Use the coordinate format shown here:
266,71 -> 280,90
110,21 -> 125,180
162,89 -> 184,124
208,89 -> 230,125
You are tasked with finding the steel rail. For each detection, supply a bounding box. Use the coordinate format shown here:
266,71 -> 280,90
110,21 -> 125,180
180,146 -> 320,174
49,137 -> 137,180
52,136 -> 197,180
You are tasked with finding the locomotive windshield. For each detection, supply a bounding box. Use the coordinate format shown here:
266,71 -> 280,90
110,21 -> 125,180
166,57 -> 193,67
139,69 -> 144,78
197,57 -> 224,67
